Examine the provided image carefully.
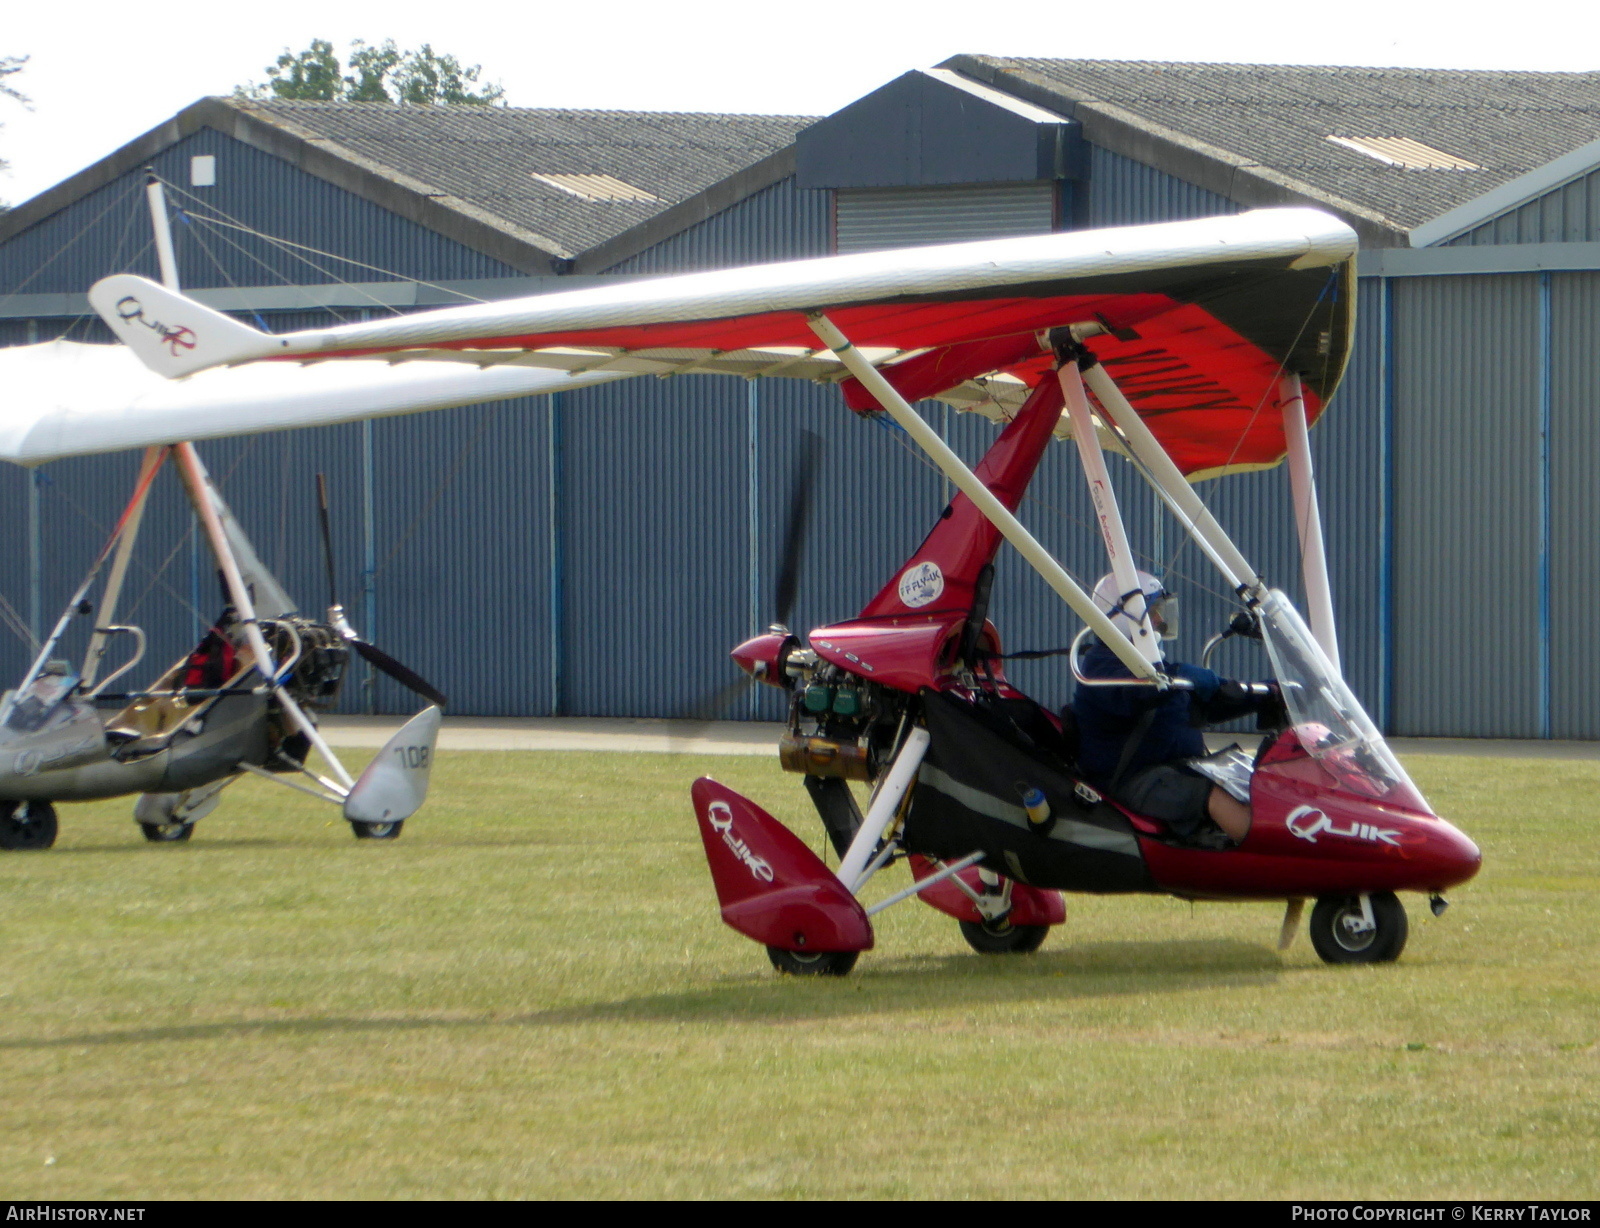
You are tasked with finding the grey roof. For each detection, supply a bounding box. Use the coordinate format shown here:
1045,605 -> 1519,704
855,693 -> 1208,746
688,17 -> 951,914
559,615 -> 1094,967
949,57 -> 1600,236
0,96 -> 815,276
246,101 -> 813,258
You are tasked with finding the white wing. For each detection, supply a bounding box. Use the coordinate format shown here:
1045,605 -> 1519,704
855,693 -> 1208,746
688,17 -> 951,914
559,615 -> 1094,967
0,340 -> 629,466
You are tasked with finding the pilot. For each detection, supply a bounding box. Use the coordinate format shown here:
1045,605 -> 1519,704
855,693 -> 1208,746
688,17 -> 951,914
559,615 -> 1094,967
1071,571 -> 1275,845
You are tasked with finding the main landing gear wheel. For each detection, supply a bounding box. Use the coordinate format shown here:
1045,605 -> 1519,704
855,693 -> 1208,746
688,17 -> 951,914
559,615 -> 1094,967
350,820 -> 404,840
959,917 -> 1050,955
1309,892 -> 1408,964
0,800 -> 58,851
139,821 -> 194,843
766,946 -> 859,977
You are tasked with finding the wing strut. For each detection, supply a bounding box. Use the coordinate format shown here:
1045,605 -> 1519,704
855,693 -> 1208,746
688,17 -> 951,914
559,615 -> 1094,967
1280,373 -> 1341,669
806,312 -> 1163,685
1080,362 -> 1263,598
1058,361 -> 1161,663
174,442 -> 355,793
81,445 -> 167,687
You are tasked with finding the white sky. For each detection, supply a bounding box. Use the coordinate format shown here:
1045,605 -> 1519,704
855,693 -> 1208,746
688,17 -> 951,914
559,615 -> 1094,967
4,0 -> 1600,207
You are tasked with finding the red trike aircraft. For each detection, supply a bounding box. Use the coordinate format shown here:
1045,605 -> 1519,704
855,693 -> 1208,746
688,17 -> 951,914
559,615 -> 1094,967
84,207 -> 1481,971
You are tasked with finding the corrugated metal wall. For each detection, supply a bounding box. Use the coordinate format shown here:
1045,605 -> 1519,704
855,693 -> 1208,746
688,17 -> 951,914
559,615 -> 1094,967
1083,146 -> 1240,227
1548,272 -> 1600,738
835,183 -> 1056,253
1390,274 -> 1543,737
0,128 -> 520,300
604,177 -> 830,273
1448,167 -> 1600,245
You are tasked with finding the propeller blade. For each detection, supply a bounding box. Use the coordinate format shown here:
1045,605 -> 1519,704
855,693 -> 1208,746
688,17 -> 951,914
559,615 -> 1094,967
773,430 -> 823,626
685,674 -> 756,723
314,472 -> 338,612
350,638 -> 447,709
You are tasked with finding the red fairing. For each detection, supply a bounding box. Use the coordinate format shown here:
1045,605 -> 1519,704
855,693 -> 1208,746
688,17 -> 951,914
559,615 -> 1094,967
691,778 -> 873,953
860,372 -> 1065,620
730,630 -> 796,688
1137,734 -> 1481,900
907,855 -> 1066,926
811,618 -> 959,692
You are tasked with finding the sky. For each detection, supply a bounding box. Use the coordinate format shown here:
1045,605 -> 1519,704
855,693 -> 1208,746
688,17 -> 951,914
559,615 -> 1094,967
4,0 -> 1600,207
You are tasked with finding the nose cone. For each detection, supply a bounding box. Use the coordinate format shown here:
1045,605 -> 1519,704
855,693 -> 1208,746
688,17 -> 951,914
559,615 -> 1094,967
1424,818 -> 1482,892
731,630 -> 795,687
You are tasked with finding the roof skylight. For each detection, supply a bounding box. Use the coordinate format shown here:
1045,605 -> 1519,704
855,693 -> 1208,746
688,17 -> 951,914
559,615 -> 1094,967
1326,135 -> 1481,172
531,172 -> 658,202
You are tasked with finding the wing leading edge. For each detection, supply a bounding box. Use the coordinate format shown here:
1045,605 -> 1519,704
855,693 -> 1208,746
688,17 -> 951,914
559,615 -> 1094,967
86,207 -> 1358,478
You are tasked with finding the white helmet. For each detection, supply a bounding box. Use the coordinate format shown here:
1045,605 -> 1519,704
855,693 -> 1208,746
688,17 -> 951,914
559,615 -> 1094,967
1092,570 -> 1178,642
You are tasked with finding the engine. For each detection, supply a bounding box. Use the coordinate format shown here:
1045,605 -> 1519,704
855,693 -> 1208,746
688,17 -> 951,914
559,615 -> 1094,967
261,617 -> 350,711
777,649 -> 906,784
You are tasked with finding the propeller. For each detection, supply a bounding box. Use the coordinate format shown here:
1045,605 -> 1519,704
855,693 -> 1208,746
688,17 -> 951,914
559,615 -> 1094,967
683,430 -> 823,722
314,472 -> 448,710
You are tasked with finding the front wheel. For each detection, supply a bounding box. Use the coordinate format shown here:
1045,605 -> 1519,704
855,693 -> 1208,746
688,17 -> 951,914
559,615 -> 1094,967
139,821 -> 194,843
1309,892 -> 1408,964
766,946 -> 859,977
350,820 -> 404,840
0,800 -> 57,850
959,917 -> 1050,954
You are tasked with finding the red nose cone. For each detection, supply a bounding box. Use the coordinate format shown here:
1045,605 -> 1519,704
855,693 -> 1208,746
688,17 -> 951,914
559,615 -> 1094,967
1430,822 -> 1483,892
731,631 -> 794,688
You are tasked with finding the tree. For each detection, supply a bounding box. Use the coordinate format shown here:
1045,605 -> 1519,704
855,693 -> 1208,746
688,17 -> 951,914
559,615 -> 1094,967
260,38 -> 343,101
236,39 -> 504,106
0,54 -> 29,212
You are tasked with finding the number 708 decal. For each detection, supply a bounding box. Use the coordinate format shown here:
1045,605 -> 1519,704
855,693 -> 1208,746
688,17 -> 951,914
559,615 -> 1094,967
392,745 -> 431,769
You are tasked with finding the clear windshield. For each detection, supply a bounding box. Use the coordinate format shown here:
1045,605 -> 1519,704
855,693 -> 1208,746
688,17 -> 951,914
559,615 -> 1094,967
1256,589 -> 1430,813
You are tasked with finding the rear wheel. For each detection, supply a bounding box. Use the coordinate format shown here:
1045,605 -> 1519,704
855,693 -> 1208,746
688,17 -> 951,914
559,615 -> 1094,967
0,800 -> 58,851
350,820 -> 403,840
1309,892 -> 1408,964
766,946 -> 859,977
959,917 -> 1050,954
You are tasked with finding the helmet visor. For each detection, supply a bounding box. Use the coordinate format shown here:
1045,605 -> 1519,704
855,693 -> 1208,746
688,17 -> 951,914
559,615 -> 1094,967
1148,594 -> 1179,641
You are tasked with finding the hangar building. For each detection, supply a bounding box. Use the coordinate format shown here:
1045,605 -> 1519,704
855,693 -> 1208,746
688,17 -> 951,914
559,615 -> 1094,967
2,59 -> 1599,739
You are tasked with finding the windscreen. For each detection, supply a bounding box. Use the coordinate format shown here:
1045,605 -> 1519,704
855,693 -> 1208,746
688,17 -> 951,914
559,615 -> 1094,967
1256,589 -> 1430,813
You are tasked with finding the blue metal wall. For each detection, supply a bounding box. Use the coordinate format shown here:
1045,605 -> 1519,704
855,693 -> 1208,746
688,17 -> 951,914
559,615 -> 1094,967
0,126 -> 519,300
604,176 -> 831,272
1447,168 -> 1600,245
1083,145 -> 1240,227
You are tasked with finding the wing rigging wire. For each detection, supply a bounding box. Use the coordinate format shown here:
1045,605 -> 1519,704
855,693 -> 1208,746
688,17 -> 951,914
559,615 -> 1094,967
157,175 -> 491,315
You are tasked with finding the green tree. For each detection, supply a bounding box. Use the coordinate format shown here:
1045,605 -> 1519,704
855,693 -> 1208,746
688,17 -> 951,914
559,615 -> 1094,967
236,39 -> 503,106
391,44 -> 504,106
0,54 -> 29,212
345,40 -> 401,103
262,38 -> 343,101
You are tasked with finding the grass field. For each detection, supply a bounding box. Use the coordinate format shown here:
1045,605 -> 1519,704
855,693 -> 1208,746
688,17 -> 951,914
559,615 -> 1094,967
0,748 -> 1595,1200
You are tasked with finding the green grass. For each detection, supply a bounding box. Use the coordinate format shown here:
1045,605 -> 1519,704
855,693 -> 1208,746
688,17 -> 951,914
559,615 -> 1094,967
0,749 -> 1595,1199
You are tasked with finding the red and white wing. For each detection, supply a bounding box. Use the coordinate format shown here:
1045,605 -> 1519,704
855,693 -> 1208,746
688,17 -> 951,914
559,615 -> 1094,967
87,207 -> 1358,478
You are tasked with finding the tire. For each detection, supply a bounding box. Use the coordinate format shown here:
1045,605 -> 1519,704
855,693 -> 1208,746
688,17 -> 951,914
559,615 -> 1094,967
1309,892 -> 1408,964
959,917 -> 1050,955
350,819 -> 404,840
0,800 -> 58,851
139,821 -> 194,843
766,946 -> 859,977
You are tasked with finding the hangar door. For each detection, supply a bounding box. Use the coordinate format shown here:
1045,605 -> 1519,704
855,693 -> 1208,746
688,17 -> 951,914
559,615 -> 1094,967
1391,271 -> 1600,739
835,182 -> 1056,254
